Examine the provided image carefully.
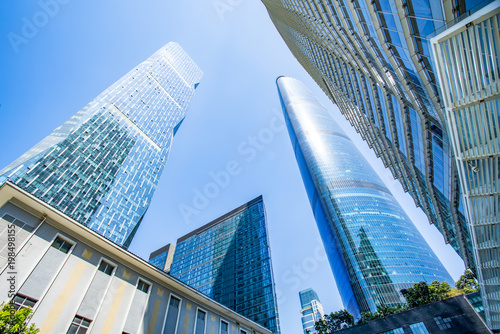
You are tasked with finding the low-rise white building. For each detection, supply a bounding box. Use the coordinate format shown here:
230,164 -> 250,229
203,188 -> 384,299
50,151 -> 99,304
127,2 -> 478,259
0,182 -> 272,334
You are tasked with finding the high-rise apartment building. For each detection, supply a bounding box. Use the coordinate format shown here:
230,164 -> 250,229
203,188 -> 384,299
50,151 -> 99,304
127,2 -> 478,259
0,42 -> 202,248
299,289 -> 325,334
430,2 -> 500,329
162,196 -> 280,333
277,77 -> 453,318
262,0 -> 482,273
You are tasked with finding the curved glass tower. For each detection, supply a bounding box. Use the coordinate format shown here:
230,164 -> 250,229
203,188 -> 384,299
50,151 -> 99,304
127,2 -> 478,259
277,77 -> 453,318
262,0 -> 479,274
0,42 -> 202,248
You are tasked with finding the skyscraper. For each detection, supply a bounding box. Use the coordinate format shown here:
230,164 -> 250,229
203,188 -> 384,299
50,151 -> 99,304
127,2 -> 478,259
166,196 -> 281,333
0,42 -> 202,248
264,0 -> 500,328
430,2 -> 500,328
299,289 -> 325,334
262,0 -> 479,273
277,76 -> 453,318
149,243 -> 175,273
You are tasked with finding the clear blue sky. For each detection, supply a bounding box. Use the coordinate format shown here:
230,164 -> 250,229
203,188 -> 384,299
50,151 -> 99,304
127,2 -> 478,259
0,1 -> 464,333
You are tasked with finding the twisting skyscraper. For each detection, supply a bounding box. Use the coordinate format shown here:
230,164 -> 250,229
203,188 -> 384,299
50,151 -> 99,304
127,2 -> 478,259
0,42 -> 202,248
277,76 -> 453,318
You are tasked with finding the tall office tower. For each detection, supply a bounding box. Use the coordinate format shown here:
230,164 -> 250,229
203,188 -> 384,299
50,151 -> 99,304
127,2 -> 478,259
430,2 -> 500,329
262,0 -> 487,274
299,289 -> 325,334
277,77 -> 454,318
168,196 -> 281,333
149,243 -> 175,273
0,42 -> 202,248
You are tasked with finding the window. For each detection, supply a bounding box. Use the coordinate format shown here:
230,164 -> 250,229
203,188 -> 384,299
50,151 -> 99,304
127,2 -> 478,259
51,236 -> 73,254
98,260 -> 114,275
240,330 -> 248,334
67,315 -> 91,334
164,296 -> 181,332
195,309 -> 206,334
12,294 -> 37,310
379,328 -> 404,334
409,322 -> 430,334
220,320 -> 228,334
434,316 -> 452,330
2,214 -> 15,222
137,280 -> 150,293
2,214 -> 34,232
170,296 -> 180,308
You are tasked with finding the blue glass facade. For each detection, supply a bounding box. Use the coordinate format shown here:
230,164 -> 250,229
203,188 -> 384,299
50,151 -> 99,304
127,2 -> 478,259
299,288 -> 320,309
169,196 -> 280,333
262,0 -> 482,272
430,3 -> 500,329
277,77 -> 454,317
299,289 -> 324,334
149,249 -> 169,271
0,42 -> 202,248
149,243 -> 175,273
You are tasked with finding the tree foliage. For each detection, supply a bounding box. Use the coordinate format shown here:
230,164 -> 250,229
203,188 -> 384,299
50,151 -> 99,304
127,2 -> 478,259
400,280 -> 450,308
314,305 -> 408,333
314,270 -> 478,333
357,304 -> 408,324
315,309 -> 354,334
455,269 -> 479,293
0,303 -> 39,334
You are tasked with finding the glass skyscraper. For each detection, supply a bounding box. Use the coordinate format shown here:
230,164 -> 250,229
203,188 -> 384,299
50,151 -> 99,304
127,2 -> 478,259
430,2 -> 500,329
262,0 -> 483,274
149,243 -> 175,274
277,76 -> 453,318
0,42 -> 202,248
299,288 -> 325,334
264,0 -> 499,328
168,196 -> 281,333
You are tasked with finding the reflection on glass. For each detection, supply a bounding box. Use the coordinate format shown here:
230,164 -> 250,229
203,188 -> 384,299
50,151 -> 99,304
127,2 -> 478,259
278,77 -> 453,318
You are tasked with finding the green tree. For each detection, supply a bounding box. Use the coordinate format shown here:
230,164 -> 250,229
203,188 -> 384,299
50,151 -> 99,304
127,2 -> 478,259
375,304 -> 407,318
0,303 -> 39,334
400,281 -> 450,308
316,304 -> 410,331
356,304 -> 408,324
455,269 -> 479,293
315,309 -> 354,333
357,310 -> 377,324
400,282 -> 434,308
316,276 -> 470,332
429,281 -> 451,298
314,319 -> 328,334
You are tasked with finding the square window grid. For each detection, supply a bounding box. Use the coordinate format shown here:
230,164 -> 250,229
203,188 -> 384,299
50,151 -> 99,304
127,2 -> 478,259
434,316 -> 452,330
98,261 -> 114,275
51,236 -> 73,254
12,294 -> 37,310
67,315 -> 91,334
137,280 -> 150,293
